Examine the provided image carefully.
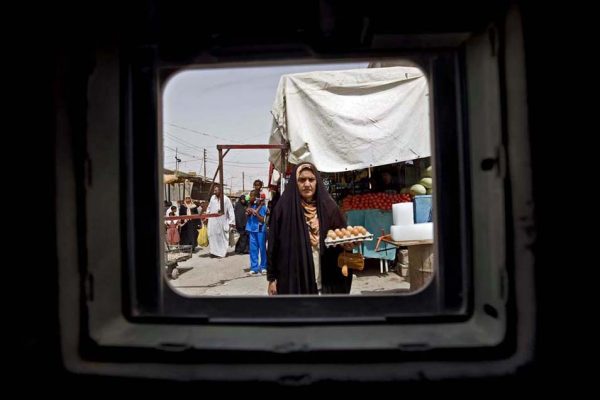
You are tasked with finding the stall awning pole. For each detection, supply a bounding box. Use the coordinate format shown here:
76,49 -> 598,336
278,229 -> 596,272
219,148 -> 225,213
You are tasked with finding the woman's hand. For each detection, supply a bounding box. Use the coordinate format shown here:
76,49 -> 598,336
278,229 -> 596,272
268,280 -> 277,296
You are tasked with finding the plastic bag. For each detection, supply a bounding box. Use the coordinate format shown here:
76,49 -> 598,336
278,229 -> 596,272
197,226 -> 208,247
229,229 -> 236,247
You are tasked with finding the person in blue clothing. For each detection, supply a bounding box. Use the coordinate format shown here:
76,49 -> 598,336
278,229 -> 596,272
245,190 -> 268,275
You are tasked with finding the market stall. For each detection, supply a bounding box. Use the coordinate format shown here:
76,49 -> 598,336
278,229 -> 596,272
267,65 -> 434,272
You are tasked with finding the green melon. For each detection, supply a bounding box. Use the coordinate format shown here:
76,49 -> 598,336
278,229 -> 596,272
410,184 -> 427,196
422,165 -> 432,178
420,177 -> 432,189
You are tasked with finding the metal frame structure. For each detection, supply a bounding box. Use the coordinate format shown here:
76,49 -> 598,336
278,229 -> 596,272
203,144 -> 288,216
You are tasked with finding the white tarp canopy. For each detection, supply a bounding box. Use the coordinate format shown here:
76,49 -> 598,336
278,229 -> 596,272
269,66 -> 430,173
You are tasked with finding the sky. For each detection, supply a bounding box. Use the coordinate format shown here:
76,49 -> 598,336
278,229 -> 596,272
163,61 -> 367,194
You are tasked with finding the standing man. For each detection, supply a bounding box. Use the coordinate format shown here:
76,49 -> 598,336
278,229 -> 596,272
179,195 -> 200,252
378,171 -> 399,194
245,190 -> 268,275
253,179 -> 263,197
204,185 -> 235,258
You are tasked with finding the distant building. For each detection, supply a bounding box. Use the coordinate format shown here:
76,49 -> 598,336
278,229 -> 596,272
163,168 -> 229,202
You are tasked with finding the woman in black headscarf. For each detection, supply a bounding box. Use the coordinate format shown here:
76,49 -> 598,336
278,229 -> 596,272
267,163 -> 353,295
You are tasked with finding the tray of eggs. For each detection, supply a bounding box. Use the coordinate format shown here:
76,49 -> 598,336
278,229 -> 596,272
324,225 -> 373,247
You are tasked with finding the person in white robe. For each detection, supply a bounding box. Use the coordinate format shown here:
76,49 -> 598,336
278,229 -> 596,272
205,185 -> 235,258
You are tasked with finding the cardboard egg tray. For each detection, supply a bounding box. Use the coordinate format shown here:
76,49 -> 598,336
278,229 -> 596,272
324,233 -> 373,247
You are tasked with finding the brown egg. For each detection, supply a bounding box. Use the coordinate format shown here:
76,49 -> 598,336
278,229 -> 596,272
335,229 -> 344,238
347,225 -> 353,231
351,228 -> 359,236
327,231 -> 337,240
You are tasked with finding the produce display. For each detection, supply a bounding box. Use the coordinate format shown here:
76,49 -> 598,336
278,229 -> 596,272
410,183 -> 427,196
422,165 -> 432,177
420,166 -> 433,194
335,164 -> 434,210
419,177 -> 432,188
324,225 -> 373,247
341,192 -> 411,212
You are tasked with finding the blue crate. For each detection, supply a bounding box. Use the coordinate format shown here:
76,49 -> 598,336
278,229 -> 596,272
413,195 -> 432,223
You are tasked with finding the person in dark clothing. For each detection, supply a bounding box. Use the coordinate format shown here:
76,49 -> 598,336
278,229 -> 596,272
266,189 -> 280,227
267,163 -> 355,295
376,171 -> 400,193
234,194 -> 249,254
178,195 -> 200,251
163,200 -> 172,214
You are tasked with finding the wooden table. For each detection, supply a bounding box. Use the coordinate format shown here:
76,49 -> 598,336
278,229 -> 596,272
375,235 -> 434,291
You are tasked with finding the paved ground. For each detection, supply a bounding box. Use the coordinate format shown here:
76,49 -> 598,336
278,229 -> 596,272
167,240 -> 410,296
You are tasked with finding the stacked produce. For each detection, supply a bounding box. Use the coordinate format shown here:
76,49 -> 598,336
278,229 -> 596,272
341,192 -> 411,212
403,165 -> 433,195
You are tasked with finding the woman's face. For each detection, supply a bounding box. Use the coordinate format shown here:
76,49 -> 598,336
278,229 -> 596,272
297,169 -> 317,201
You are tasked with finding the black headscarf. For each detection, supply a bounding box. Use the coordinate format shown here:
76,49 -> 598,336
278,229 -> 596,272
267,163 -> 352,294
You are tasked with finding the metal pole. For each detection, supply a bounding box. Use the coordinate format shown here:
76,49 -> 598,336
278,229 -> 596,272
203,148 -> 207,179
207,168 -> 218,203
280,148 -> 287,193
242,171 -> 245,192
219,148 -> 225,213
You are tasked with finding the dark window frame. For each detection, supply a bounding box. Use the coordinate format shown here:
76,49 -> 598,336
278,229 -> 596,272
121,49 -> 471,323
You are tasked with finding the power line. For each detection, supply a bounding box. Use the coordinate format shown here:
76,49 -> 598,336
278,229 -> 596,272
203,159 -> 267,169
165,131 -> 271,164
164,133 -> 205,152
165,159 -> 201,166
167,123 -> 244,144
168,147 -> 202,160
205,157 -> 268,165
165,158 -> 267,170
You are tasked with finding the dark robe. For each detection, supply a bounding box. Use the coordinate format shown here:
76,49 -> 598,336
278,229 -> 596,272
234,197 -> 249,254
179,204 -> 200,249
267,163 -> 352,294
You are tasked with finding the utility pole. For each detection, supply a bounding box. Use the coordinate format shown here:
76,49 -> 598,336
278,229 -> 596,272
175,148 -> 181,172
203,148 -> 207,179
242,171 -> 245,192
